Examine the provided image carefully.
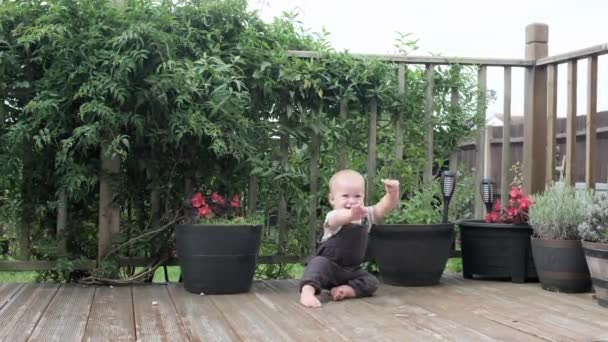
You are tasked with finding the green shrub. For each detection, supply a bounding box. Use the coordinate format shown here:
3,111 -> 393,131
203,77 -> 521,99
578,192 -> 608,243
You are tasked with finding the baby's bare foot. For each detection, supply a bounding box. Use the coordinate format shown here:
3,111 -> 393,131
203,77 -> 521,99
330,285 -> 356,301
300,284 -> 321,308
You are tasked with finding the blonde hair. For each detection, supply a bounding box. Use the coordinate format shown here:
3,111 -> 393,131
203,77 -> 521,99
328,169 -> 365,193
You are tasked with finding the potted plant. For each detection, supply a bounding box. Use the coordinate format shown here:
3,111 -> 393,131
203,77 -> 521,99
370,171 -> 456,286
578,192 -> 608,307
176,192 -> 263,295
528,184 -> 591,293
458,180 -> 537,283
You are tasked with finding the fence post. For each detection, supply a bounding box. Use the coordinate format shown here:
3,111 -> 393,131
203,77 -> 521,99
474,66 -> 487,218
522,23 -> 548,194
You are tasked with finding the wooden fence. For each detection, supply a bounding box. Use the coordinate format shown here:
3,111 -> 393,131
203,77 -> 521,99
2,23 -> 608,272
457,110 -> 608,192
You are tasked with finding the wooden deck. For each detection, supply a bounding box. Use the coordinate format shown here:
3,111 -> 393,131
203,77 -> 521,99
1,272 -> 607,341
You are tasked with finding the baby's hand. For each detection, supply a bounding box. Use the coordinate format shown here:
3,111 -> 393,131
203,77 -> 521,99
349,205 -> 368,221
383,179 -> 400,195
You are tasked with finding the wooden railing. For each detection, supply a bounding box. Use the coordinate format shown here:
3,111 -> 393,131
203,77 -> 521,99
2,23 -> 607,272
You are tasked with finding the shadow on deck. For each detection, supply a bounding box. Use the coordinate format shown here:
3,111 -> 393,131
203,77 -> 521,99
0,272 -> 607,341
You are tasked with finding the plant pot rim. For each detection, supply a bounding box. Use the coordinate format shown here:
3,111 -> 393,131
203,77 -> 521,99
531,236 -> 582,247
581,240 -> 608,250
374,223 -> 454,228
457,219 -> 530,229
176,224 -> 263,228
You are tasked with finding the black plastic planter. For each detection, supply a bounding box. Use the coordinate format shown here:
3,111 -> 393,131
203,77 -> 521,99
370,223 -> 454,286
458,220 -> 537,283
531,237 -> 591,293
175,224 -> 262,294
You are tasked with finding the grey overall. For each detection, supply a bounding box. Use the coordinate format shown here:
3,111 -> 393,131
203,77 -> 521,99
299,219 -> 379,297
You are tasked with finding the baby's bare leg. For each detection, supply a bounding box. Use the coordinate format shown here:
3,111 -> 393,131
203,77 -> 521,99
300,284 -> 321,308
330,285 -> 356,301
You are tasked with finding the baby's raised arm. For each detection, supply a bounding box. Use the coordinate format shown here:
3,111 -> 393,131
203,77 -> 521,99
371,179 -> 400,223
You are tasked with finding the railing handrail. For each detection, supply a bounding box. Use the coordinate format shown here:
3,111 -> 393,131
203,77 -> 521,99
290,42 -> 608,67
536,43 -> 608,66
287,50 -> 534,67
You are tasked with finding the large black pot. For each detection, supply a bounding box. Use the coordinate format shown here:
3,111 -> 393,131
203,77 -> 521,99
531,237 -> 591,293
176,224 -> 262,294
370,223 -> 454,286
459,220 -> 537,283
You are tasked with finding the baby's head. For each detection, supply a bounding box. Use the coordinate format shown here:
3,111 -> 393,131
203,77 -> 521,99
328,169 -> 366,209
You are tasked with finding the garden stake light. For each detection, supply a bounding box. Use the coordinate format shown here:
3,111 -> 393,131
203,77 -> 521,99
480,178 -> 497,214
441,171 -> 456,223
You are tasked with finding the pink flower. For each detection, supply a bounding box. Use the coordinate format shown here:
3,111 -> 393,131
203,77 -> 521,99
485,211 -> 499,223
507,207 -> 518,217
191,193 -> 206,208
211,192 -> 225,205
198,205 -> 213,218
510,187 -> 522,200
230,194 -> 241,208
493,199 -> 502,212
519,197 -> 532,211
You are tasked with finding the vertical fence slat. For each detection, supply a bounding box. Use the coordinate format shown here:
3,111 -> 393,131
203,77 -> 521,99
98,144 -> 121,263
449,70 -> 460,172
566,60 -> 577,186
56,188 -> 67,256
367,97 -> 378,201
523,23 -> 549,194
395,64 -> 406,160
545,64 -> 558,186
501,66 -> 512,208
474,66 -> 487,218
247,175 -> 258,217
337,98 -> 349,169
278,107 -> 291,254
423,64 -> 434,184
309,126 -> 321,253
585,55 -> 598,189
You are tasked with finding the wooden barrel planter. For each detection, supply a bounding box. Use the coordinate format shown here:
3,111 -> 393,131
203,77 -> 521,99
176,224 -> 262,295
458,220 -> 537,283
582,241 -> 608,307
531,237 -> 591,293
370,223 -> 454,286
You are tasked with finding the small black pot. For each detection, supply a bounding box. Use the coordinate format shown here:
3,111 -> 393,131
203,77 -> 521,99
531,237 -> 591,293
459,220 -> 537,283
370,223 -> 454,286
176,224 -> 262,295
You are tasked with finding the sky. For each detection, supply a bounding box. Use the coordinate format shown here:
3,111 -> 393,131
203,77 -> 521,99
249,0 -> 608,123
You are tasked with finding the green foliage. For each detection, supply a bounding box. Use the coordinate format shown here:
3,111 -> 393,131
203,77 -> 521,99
386,180 -> 443,224
529,184 -> 590,240
578,192 -> 608,243
0,0 -> 486,281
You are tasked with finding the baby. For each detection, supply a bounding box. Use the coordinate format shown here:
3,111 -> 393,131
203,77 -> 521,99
299,169 -> 400,308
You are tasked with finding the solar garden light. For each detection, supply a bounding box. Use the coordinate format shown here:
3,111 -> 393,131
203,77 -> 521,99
441,171 -> 457,223
480,178 -> 497,214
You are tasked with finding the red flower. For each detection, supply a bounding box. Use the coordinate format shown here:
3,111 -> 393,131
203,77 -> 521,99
190,191 -> 241,221
510,187 -> 522,199
493,199 -> 502,212
198,205 -> 213,218
211,192 -> 225,205
230,194 -> 241,208
486,211 -> 499,223
485,187 -> 532,224
191,193 -> 206,208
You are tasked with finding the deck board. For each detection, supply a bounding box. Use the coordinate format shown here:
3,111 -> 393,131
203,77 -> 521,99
132,285 -> 189,341
0,283 -> 59,342
167,283 -> 241,342
0,283 -> 23,310
266,279 -> 444,341
442,275 -> 608,341
83,286 -> 136,342
0,272 -> 607,341
29,284 -> 95,342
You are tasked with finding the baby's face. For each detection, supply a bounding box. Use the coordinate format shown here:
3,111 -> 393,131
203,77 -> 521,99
329,176 -> 365,210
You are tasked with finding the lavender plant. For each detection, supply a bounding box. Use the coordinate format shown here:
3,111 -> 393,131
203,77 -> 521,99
578,192 -> 608,243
